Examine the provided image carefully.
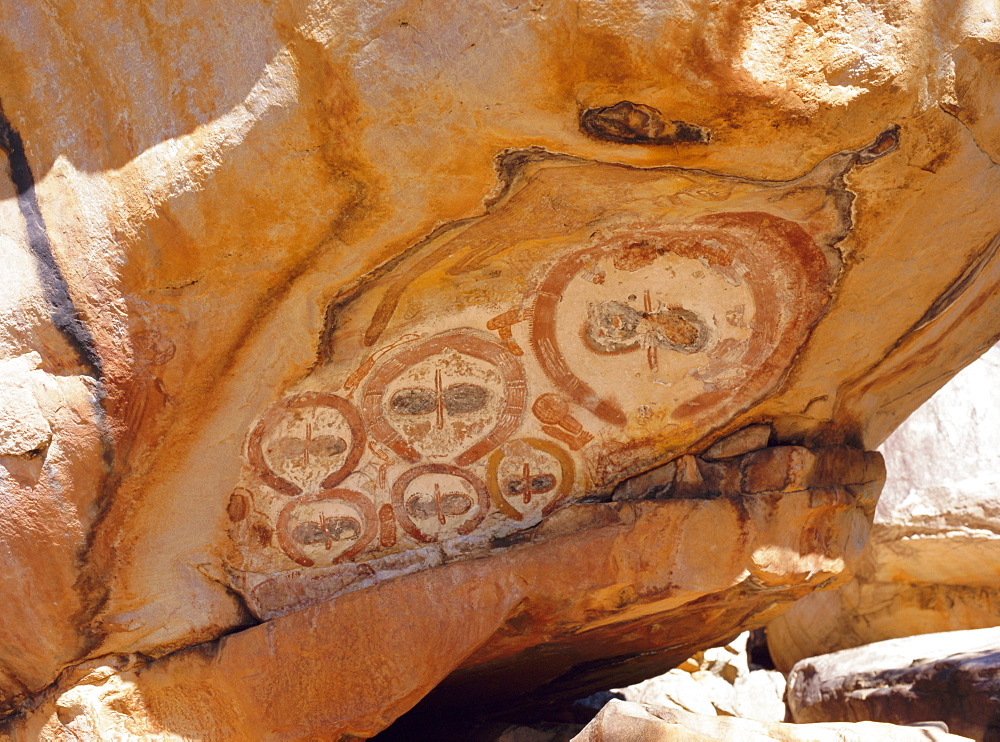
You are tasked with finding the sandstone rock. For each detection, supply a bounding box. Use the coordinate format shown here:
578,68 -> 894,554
572,700 -> 970,741
3,452 -> 881,739
2,1 -> 1000,736
787,627 -> 1000,742
614,632 -> 787,723
702,425 -> 774,462
768,344 -> 1000,669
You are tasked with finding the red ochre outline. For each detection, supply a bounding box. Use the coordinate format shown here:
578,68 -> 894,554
276,488 -> 378,568
360,329 -> 527,467
248,392 -> 366,496
486,437 -> 575,521
390,464 -> 489,543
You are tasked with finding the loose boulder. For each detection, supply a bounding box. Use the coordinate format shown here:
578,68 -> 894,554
787,627 -> 1000,742
573,700 -> 970,741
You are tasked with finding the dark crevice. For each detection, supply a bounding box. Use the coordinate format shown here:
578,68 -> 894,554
579,101 -> 711,145
0,100 -> 103,378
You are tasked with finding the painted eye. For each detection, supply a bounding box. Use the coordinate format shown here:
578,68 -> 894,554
439,493 -> 474,516
643,308 -> 708,352
530,475 -> 557,493
506,478 -> 527,495
597,302 -> 642,338
406,494 -> 438,519
311,436 -> 347,456
269,437 -> 306,458
292,521 -> 328,545
442,383 -> 491,414
323,516 -> 361,540
390,388 -> 437,415
586,301 -> 644,353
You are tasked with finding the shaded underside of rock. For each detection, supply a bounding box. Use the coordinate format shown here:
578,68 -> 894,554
5,446 -> 882,738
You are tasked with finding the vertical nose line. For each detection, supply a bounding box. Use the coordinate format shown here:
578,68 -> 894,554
434,481 -> 446,524
435,369 -> 445,429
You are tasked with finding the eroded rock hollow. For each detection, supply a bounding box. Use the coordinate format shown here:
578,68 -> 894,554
2,1 -> 1000,738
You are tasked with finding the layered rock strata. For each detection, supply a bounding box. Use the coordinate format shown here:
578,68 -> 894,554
5,442 -> 883,739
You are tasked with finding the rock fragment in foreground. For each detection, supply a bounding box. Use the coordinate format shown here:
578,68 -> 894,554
572,700 -> 969,741
613,631 -> 787,723
787,627 -> 1000,742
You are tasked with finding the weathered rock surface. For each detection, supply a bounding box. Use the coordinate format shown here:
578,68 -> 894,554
787,627 -> 1000,742
769,344 -> 1000,669
2,0 -> 1000,737
3,447 -> 882,739
573,700 -> 970,741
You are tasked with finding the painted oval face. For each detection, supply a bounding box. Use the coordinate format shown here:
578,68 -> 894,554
540,239 -> 755,425
396,471 -> 482,538
382,356 -> 502,460
282,499 -> 365,566
252,393 -> 365,495
279,495 -> 374,567
488,438 -> 574,520
361,332 -> 526,467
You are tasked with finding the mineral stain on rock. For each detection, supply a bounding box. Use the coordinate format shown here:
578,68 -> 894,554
580,101 -> 710,145
0,100 -> 103,378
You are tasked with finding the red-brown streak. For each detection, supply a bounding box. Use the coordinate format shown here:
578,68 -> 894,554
363,219 -> 481,347
378,503 -> 397,548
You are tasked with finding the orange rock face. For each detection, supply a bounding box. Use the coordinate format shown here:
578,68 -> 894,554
7,445 -> 884,739
224,138 -> 891,620
1,1 -> 1000,737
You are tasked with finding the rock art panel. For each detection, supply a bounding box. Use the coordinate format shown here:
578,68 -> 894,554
4,443 -> 885,740
5,0 -> 1000,733
224,132 -> 899,619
